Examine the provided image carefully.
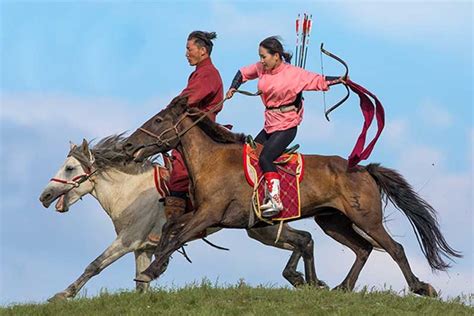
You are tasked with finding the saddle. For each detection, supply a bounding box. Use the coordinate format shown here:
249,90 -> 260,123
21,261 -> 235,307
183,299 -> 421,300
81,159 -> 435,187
243,138 -> 304,222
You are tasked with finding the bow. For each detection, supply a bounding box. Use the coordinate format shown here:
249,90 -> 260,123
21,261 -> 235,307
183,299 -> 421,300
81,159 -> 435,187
320,43 -> 350,121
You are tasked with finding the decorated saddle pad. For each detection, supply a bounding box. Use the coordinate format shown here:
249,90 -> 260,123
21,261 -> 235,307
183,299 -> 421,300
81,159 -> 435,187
153,164 -> 170,198
243,143 -> 304,221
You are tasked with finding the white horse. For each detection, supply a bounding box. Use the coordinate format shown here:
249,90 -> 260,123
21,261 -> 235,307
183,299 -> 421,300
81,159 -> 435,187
39,136 -> 324,301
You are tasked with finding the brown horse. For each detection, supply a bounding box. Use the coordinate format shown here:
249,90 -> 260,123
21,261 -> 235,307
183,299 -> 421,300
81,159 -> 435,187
123,96 -> 461,297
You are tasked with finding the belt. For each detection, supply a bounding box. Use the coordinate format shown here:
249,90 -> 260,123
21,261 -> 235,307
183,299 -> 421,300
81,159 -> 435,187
266,104 -> 298,113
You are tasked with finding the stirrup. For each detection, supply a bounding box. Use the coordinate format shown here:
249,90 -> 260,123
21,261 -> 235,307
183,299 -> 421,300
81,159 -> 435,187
262,208 -> 280,218
260,199 -> 274,210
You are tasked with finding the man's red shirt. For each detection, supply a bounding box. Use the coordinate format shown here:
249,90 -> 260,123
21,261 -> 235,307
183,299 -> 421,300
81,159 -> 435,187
179,57 -> 223,121
169,57 -> 223,193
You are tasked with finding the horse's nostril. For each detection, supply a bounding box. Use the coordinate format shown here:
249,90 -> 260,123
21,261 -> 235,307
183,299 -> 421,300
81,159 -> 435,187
40,192 -> 51,202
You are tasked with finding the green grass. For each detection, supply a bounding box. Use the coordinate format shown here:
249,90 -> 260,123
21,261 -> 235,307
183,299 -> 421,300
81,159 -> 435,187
1,281 -> 472,316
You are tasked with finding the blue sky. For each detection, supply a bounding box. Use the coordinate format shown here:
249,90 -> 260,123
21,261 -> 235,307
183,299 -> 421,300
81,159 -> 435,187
1,0 -> 472,305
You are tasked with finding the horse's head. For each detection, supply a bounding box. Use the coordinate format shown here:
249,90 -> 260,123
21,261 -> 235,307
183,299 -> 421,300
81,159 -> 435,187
39,139 -> 96,213
123,96 -> 188,162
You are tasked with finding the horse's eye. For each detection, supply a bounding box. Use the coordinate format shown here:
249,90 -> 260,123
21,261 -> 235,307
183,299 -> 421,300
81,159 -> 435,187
155,117 -> 163,123
65,165 -> 75,172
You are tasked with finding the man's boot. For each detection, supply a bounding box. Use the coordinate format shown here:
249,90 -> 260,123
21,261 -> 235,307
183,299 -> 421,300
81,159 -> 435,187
148,196 -> 186,245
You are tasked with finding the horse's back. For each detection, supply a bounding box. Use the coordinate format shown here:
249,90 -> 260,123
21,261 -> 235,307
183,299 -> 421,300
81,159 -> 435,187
301,154 -> 381,211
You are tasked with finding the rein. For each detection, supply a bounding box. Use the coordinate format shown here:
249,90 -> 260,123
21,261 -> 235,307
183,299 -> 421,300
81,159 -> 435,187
137,89 -> 260,149
138,96 -> 228,148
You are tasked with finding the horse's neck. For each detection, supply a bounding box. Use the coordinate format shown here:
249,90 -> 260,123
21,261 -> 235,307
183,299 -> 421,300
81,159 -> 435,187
179,117 -> 218,177
91,168 -> 156,222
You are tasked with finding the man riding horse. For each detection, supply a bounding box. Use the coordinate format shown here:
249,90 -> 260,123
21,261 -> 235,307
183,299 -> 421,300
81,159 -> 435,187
148,30 -> 224,245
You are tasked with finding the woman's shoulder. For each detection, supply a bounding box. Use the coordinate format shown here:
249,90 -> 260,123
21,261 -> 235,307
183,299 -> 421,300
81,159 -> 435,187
284,63 -> 303,72
240,62 -> 264,75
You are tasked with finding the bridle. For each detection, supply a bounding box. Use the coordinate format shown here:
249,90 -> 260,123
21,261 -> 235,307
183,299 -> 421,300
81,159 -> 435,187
135,96 -> 230,150
50,165 -> 97,191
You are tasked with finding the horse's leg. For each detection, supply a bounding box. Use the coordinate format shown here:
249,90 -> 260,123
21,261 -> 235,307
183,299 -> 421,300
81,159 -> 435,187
48,238 -> 134,302
134,250 -> 153,293
136,207 -> 219,282
247,225 -> 327,288
314,213 -> 373,291
352,215 -> 437,297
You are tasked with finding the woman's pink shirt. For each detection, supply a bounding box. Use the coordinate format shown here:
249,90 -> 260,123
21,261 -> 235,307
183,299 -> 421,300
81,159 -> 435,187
240,62 -> 329,133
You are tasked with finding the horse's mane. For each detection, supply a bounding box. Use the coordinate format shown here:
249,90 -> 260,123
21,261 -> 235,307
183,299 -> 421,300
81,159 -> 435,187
69,134 -> 155,175
174,99 -> 246,144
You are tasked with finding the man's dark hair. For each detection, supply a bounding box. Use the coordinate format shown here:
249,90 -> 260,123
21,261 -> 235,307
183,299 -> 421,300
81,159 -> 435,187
188,31 -> 217,55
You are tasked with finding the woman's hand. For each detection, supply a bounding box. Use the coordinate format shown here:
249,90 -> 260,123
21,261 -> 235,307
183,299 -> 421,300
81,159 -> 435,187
329,75 -> 349,86
226,88 -> 237,99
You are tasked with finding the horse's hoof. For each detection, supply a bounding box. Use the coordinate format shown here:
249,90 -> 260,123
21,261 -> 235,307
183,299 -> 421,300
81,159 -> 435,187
332,284 -> 350,292
134,273 -> 152,283
136,284 -> 148,293
316,280 -> 330,290
413,283 -> 438,297
47,292 -> 69,302
282,270 -> 305,287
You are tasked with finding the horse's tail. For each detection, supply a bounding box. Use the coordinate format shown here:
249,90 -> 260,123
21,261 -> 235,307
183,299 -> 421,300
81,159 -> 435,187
365,163 -> 462,271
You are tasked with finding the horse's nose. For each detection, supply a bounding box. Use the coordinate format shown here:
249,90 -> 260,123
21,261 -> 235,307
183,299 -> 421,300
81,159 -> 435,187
39,190 -> 53,207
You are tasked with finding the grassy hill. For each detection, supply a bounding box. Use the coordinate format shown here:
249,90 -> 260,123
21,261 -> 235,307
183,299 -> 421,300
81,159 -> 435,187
1,282 -> 472,315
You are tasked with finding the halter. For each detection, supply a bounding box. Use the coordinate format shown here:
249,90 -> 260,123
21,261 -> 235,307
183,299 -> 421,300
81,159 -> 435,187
50,168 -> 97,189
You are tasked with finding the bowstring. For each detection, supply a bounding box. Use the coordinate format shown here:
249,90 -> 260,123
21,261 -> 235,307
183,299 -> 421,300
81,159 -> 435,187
320,48 -> 327,115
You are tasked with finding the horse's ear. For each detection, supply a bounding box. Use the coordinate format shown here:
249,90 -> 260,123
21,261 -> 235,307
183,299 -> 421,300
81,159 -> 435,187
69,141 -> 77,151
173,95 -> 188,114
81,139 -> 95,164
81,138 -> 89,152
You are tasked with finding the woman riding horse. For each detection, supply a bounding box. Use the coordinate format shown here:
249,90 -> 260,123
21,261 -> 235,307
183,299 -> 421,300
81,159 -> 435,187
226,36 -> 344,218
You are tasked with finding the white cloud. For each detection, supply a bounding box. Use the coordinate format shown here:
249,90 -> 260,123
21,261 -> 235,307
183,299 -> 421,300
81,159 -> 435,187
209,2 -> 292,40
383,118 -> 410,146
1,93 -> 133,136
398,145 -> 445,177
418,99 -> 454,129
333,1 -> 471,44
0,93 -> 176,137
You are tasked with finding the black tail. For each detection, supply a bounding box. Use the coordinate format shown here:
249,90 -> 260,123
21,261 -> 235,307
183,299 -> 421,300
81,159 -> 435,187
366,163 -> 462,271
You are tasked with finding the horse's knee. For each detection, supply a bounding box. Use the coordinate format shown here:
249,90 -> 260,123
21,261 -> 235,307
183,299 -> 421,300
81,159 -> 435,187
391,242 -> 405,260
293,231 -> 313,256
84,262 -> 100,277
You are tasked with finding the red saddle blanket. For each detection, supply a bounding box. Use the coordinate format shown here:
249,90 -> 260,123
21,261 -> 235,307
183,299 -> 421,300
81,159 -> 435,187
243,143 -> 304,221
153,164 -> 170,198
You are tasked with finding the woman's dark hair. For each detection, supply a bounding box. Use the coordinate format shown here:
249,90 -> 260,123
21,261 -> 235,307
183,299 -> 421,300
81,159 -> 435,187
259,36 -> 292,63
188,31 -> 217,55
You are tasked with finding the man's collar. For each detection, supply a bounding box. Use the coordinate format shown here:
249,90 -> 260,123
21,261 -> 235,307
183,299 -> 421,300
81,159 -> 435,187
196,57 -> 212,69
